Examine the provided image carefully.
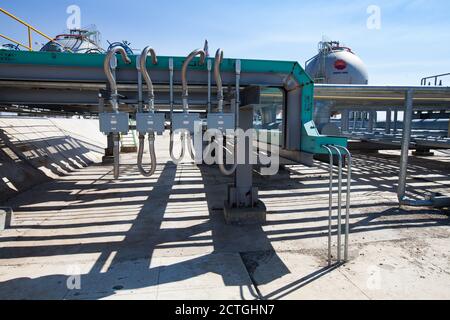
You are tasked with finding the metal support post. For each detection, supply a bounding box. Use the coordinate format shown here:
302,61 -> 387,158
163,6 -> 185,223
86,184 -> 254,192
398,90 -> 414,201
386,109 -> 392,134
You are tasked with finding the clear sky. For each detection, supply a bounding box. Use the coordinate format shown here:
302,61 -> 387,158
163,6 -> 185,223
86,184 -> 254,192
1,0 -> 449,85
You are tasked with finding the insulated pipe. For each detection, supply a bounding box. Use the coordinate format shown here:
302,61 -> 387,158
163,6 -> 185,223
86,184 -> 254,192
214,49 -> 224,113
140,46 -> 158,112
181,49 -> 206,113
137,133 -> 157,177
103,46 -> 131,181
137,47 -> 159,177
103,46 -> 131,112
170,132 -> 186,163
217,53 -> 239,176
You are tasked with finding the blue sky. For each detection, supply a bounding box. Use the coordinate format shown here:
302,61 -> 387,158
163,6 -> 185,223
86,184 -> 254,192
1,0 -> 450,85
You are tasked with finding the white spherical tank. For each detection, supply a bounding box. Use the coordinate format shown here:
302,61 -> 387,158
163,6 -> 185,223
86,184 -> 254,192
306,41 -> 368,84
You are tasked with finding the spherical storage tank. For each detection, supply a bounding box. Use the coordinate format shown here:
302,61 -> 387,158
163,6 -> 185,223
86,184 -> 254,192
306,41 -> 368,84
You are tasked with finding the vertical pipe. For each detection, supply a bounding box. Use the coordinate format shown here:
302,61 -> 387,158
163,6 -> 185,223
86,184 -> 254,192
386,109 -> 392,134
113,134 -> 120,180
342,110 -> 350,133
235,60 -> 241,129
393,110 -> 399,134
207,59 -> 212,114
361,112 -> 366,130
447,118 -> 450,138
136,55 -> 143,113
330,146 -> 343,263
368,111 -> 374,133
27,27 -> 32,51
398,89 -> 414,202
336,146 -> 352,262
323,146 -> 334,266
169,58 -> 174,123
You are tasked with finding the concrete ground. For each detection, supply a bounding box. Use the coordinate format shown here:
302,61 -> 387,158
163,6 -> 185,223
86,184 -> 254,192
0,133 -> 449,300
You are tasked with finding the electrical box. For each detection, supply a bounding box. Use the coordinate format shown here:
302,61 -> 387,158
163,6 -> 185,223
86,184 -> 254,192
172,113 -> 201,134
99,112 -> 129,134
207,113 -> 235,133
136,113 -> 165,135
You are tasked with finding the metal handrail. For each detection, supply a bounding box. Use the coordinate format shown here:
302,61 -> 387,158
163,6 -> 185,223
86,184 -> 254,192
322,145 -> 335,266
0,7 -> 69,52
322,144 -> 352,265
334,145 -> 352,262
421,73 -> 450,86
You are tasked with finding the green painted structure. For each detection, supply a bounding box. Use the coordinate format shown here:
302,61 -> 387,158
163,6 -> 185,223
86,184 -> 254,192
0,50 -> 347,155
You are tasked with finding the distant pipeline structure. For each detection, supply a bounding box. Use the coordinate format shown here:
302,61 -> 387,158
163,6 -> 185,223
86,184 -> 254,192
305,40 -> 370,134
306,41 -> 368,85
39,28 -> 104,54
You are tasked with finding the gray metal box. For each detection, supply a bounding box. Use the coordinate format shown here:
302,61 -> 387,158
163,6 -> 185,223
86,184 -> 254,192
136,113 -> 165,135
172,113 -> 201,134
207,113 -> 235,133
99,112 -> 129,134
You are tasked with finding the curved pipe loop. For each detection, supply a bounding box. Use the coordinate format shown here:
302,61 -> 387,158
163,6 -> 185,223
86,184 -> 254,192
186,133 -> 196,161
140,46 -> 158,112
137,133 -> 157,177
181,48 -> 206,113
103,46 -> 132,112
213,49 -> 237,176
214,49 -> 224,113
218,135 -> 238,176
170,132 -> 187,164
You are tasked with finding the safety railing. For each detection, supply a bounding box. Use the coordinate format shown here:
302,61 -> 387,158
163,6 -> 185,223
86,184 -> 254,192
0,7 -> 65,51
420,73 -> 450,86
323,145 -> 352,266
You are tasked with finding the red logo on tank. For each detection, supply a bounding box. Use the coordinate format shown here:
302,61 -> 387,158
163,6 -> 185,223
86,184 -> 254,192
334,59 -> 347,70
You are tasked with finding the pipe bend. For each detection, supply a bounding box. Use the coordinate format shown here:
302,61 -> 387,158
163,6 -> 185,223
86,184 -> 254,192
218,136 -> 238,176
214,49 -> 224,112
104,46 -> 132,94
137,133 -> 157,177
140,46 -> 158,110
104,46 -> 132,112
181,48 -> 206,111
170,132 -> 186,164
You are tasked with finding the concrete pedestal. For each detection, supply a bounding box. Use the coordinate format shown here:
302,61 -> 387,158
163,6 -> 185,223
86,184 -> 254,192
0,208 -> 12,231
224,200 -> 267,225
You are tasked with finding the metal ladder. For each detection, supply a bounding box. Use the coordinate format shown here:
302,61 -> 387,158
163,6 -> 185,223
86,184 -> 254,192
322,145 -> 353,266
